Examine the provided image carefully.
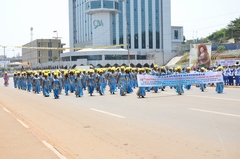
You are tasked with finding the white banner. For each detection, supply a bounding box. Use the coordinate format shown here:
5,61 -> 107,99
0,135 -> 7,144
137,72 -> 223,87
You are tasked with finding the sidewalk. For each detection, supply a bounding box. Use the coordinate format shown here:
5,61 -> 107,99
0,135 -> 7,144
0,106 -> 59,159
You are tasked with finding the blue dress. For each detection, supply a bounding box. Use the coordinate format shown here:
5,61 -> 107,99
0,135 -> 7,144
75,76 -> 83,97
87,75 -> 95,96
118,72 -> 127,96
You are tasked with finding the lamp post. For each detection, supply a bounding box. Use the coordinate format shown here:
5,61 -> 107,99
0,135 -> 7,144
12,49 -> 15,58
53,30 -> 58,39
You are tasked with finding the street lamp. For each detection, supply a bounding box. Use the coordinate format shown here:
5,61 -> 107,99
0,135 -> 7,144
53,30 -> 58,39
12,50 -> 15,58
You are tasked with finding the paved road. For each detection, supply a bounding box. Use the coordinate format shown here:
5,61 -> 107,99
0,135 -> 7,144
0,78 -> 240,159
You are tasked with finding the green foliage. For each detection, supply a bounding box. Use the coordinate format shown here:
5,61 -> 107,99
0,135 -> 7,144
225,17 -> 240,43
207,28 -> 227,44
207,17 -> 240,44
217,45 -> 226,52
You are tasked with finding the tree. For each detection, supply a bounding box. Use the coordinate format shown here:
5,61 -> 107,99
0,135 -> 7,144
225,17 -> 240,49
207,28 -> 227,44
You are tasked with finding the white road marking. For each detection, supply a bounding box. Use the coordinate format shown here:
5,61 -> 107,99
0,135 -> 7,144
162,91 -> 240,102
3,107 -> 11,114
91,108 -> 126,118
16,119 -> 29,129
189,108 -> 240,118
186,95 -> 240,102
42,140 -> 67,159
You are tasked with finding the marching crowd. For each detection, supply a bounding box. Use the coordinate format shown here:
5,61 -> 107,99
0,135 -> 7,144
2,64 -> 238,99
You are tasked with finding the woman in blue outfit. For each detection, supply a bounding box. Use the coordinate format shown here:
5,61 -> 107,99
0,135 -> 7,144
27,72 -> 33,92
136,68 -> 146,98
34,73 -> 41,94
108,67 -> 117,94
97,70 -> 105,95
199,67 -> 207,92
22,72 -> 27,90
58,72 -> 63,94
152,65 -> 159,93
175,66 -> 184,95
126,68 -> 133,94
42,73 -> 50,97
215,66 -> 224,93
52,73 -> 60,99
117,67 -> 127,96
48,73 -> 53,93
17,72 -> 22,89
69,71 -> 76,93
184,67 -> 191,90
13,72 -> 17,88
75,71 -> 83,97
63,72 -> 70,95
86,70 -> 95,96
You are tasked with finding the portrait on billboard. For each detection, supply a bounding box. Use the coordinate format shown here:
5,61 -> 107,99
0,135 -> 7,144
190,44 -> 211,70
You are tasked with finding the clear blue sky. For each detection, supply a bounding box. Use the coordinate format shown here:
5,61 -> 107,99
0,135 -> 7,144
1,0 -> 240,58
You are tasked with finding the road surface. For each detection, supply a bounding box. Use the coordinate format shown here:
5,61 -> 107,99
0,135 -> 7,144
0,78 -> 240,159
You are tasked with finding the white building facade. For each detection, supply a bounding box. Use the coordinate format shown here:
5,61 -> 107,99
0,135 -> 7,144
62,0 -> 181,67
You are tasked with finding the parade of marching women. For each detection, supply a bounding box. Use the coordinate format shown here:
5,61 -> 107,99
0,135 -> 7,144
3,64 -> 236,99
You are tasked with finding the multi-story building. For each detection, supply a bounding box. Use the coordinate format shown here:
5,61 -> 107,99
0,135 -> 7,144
22,39 -> 65,67
62,0 -> 183,67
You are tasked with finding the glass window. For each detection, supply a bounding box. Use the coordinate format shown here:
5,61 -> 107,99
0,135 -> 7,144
38,51 -> 40,57
115,2 -> 119,9
37,42 -> 40,47
48,50 -> 52,57
48,58 -> 52,62
112,14 -> 116,45
137,55 -> 147,60
91,1 -> 101,9
119,2 -> 123,46
105,55 -> 135,60
174,30 -> 179,39
148,0 -> 153,49
126,0 -> 131,49
156,0 -> 160,49
134,0 -> 138,49
48,42 -> 52,48
71,55 -> 102,61
141,0 -> 146,49
103,0 -> 113,9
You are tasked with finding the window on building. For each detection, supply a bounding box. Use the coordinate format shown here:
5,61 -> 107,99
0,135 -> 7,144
48,58 -> 52,61
105,55 -> 135,60
91,1 -> 101,9
48,50 -> 52,57
39,59 -> 41,63
174,30 -> 179,39
37,42 -> 41,47
48,42 -> 52,48
103,0 -> 113,9
38,51 -> 41,57
137,55 -> 147,60
115,2 -> 119,9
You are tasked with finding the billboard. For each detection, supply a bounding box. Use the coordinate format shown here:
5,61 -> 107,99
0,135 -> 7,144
189,44 -> 212,70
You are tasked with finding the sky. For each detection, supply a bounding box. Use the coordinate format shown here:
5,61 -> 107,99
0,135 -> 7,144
0,0 -> 240,58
